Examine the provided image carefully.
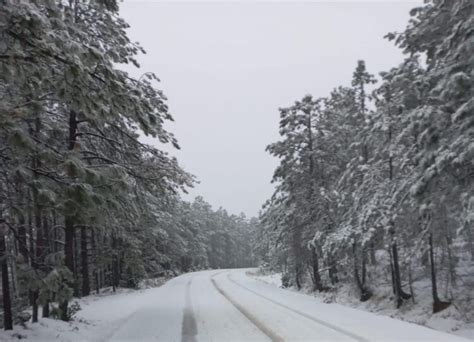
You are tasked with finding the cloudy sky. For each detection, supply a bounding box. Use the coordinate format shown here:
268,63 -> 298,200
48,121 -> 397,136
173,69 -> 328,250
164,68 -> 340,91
120,0 -> 419,217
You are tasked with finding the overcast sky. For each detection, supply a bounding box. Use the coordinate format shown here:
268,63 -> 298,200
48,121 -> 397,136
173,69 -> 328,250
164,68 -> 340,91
120,0 -> 419,217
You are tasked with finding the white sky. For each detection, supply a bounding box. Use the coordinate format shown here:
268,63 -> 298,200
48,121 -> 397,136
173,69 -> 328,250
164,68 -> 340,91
120,0 -> 419,217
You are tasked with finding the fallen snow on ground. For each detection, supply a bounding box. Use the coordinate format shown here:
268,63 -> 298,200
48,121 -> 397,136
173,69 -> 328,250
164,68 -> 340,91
0,278 -> 175,341
1,269 -> 471,341
249,269 -> 474,340
252,272 -> 283,288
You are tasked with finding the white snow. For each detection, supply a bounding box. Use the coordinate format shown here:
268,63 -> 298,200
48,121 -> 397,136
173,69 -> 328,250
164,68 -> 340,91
1,280 -> 184,341
250,269 -> 474,341
1,269 -> 471,341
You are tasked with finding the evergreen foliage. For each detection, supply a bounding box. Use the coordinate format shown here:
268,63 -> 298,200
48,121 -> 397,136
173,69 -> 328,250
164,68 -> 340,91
257,0 -> 473,313
0,0 -> 256,329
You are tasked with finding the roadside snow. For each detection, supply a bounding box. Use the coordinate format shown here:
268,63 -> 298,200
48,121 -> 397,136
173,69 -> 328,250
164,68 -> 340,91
249,270 -> 474,340
2,269 -> 471,341
233,269 -> 469,341
0,278 -> 177,341
252,272 -> 283,288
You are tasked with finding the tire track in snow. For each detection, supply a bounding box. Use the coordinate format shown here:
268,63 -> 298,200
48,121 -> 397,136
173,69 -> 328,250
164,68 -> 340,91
181,278 -> 198,342
227,273 -> 367,342
211,275 -> 284,342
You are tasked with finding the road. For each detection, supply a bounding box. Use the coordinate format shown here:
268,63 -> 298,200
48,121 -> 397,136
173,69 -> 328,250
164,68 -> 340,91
100,269 -> 466,342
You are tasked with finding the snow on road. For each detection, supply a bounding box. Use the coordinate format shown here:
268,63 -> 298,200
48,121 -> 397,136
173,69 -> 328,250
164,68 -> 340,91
1,269 -> 470,341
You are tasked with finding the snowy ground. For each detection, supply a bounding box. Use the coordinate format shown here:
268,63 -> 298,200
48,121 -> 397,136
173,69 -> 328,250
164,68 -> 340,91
251,270 -> 474,341
1,269 -> 471,341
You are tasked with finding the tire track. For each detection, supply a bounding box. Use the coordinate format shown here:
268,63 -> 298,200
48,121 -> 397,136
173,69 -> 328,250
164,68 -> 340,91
181,278 -> 198,342
211,275 -> 284,342
227,273 -> 368,342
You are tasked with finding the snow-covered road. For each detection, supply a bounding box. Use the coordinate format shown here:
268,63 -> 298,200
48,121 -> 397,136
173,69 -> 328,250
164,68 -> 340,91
4,269 -> 469,341
97,269 -> 466,341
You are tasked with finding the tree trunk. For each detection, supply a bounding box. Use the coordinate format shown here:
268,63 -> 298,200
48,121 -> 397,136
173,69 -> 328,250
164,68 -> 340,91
112,236 -> 119,291
42,215 -> 50,317
52,210 -> 58,254
10,256 -> 18,300
60,215 -> 75,321
353,242 -> 371,301
31,291 -> 39,323
292,226 -> 302,290
429,233 -> 451,313
81,227 -> 90,296
391,239 -> 411,308
361,249 -> 367,286
369,242 -> 376,265
17,212 -> 28,263
32,197 -> 43,323
73,228 -> 80,297
26,189 -> 38,323
91,229 -> 100,294
0,225 -> 13,330
389,248 -> 396,295
328,255 -> 338,285
42,302 -> 50,318
61,110 -> 78,321
311,246 -> 322,291
29,111 -> 43,324
407,262 -> 415,304
95,270 -> 100,294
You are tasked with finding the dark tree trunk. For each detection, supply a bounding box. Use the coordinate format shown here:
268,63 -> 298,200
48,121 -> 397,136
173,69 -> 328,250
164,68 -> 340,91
61,110 -> 78,321
31,291 -> 39,323
81,227 -> 90,296
361,249 -> 367,285
370,242 -> 376,265
52,210 -> 58,254
26,189 -> 39,323
311,246 -> 322,291
391,239 -> 411,308
95,270 -> 100,294
91,229 -> 100,294
429,233 -> 439,304
42,215 -> 50,317
384,90 -> 410,307
113,258 -> 119,290
73,228 -> 80,297
353,242 -> 371,301
60,215 -> 75,321
17,212 -> 28,262
328,256 -> 338,285
389,248 -> 396,295
30,112 -> 43,324
0,226 -> 13,330
99,268 -> 104,293
292,226 -> 302,290
119,253 -> 124,281
112,236 -> 118,292
32,199 -> 42,323
42,302 -> 50,318
429,233 -> 451,313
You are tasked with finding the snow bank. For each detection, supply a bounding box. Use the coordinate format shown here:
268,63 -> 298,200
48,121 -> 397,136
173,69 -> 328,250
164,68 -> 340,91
0,279 -> 174,341
249,270 -> 474,340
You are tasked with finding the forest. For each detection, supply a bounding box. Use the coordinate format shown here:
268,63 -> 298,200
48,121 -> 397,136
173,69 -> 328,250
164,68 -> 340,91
0,0 -> 473,337
0,0 -> 256,330
256,0 -> 473,320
